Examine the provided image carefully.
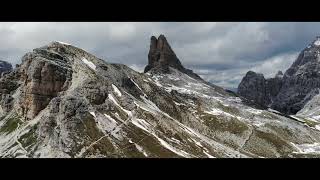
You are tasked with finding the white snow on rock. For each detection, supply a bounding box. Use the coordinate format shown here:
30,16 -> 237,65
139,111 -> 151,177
268,108 -> 281,114
204,108 -> 235,118
314,39 -> 320,46
104,114 -> 117,124
130,78 -> 142,91
82,57 -> 96,70
192,138 -> 203,147
204,108 -> 224,116
312,115 -> 320,121
134,101 -> 156,115
291,142 -> 320,154
112,84 -> 122,97
89,112 -> 96,118
246,108 -> 262,115
203,150 -> 215,158
56,41 -> 71,46
253,121 -> 265,127
131,118 -> 153,133
134,143 -> 148,157
108,94 -> 132,117
154,136 -> 192,158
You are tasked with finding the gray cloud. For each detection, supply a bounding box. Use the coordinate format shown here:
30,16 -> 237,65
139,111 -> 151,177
0,22 -> 319,88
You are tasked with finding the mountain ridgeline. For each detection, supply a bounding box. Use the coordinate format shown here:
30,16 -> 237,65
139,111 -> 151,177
1,35 -> 320,158
238,37 -> 320,115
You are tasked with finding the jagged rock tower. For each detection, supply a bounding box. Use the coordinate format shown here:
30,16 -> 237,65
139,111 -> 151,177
144,35 -> 202,80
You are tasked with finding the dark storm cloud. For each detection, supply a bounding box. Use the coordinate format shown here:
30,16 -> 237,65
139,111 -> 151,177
0,22 -> 319,88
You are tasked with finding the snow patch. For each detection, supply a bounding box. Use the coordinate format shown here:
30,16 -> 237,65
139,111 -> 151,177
82,57 -> 96,70
108,94 -> 132,117
253,121 -> 265,127
112,84 -> 122,97
268,108 -> 281,114
104,114 -> 117,124
134,143 -> 148,157
314,39 -> 320,46
203,150 -> 215,158
89,112 -> 96,118
56,41 -> 71,45
154,136 -> 192,158
204,108 -> 224,116
204,108 -> 235,118
131,118 -> 152,133
130,78 -> 142,91
292,142 -> 320,154
246,108 -> 262,115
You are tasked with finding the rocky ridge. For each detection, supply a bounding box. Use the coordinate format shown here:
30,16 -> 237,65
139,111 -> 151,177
1,38 -> 320,158
238,36 -> 320,115
238,70 -> 283,108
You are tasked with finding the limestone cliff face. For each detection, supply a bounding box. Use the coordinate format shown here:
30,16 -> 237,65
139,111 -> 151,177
18,45 -> 73,120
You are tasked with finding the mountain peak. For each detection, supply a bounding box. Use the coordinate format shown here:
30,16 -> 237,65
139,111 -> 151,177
144,35 -> 202,80
275,70 -> 283,78
144,35 -> 183,73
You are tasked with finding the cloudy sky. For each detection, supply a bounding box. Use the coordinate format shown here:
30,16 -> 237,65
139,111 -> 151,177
1,22 -> 320,88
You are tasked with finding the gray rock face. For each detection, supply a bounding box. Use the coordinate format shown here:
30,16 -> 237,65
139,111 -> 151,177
0,60 -> 12,76
144,35 -> 202,80
0,66 -> 21,114
18,46 -> 73,120
266,71 -> 283,102
238,71 -> 283,107
238,71 -> 268,106
238,37 -> 320,115
271,38 -> 320,114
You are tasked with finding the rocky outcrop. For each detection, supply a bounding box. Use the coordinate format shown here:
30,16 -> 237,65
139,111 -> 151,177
18,45 -> 73,120
238,71 -> 268,106
271,38 -> 320,114
238,37 -> 320,115
266,71 -> 283,101
238,70 -> 283,108
0,60 -> 12,77
144,35 -> 202,80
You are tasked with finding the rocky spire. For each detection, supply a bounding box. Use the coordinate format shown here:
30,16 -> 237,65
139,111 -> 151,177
144,35 -> 184,73
144,35 -> 202,80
